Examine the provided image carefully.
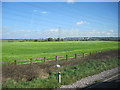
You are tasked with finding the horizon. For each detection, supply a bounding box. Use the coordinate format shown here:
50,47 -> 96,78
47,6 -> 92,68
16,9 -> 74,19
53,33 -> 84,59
1,36 -> 118,40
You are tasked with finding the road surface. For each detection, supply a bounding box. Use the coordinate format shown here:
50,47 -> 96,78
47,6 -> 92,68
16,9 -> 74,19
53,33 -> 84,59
84,74 -> 120,89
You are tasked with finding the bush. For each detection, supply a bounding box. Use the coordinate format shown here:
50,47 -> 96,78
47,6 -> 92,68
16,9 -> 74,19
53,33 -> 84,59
48,38 -> 53,41
34,39 -> 38,42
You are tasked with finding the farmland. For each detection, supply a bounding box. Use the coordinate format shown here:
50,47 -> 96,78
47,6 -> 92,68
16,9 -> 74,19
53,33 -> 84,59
2,41 -> 118,62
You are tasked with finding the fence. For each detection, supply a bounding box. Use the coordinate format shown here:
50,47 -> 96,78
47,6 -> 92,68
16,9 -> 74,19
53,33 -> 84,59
2,52 -> 93,65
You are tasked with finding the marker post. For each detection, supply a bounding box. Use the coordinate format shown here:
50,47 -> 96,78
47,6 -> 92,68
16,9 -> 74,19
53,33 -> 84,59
56,65 -> 61,83
58,72 -> 61,83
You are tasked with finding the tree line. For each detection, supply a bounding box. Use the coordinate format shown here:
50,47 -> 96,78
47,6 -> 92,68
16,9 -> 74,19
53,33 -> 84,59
2,37 -> 119,42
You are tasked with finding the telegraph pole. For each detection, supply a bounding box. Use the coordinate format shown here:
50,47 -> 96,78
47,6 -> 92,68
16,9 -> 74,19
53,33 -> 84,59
58,27 -> 61,41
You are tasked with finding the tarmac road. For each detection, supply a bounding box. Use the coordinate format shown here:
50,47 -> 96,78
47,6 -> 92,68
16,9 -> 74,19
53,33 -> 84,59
84,74 -> 120,89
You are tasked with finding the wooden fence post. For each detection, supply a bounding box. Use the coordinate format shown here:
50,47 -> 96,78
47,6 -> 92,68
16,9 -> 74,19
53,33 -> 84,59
56,56 -> 58,61
75,54 -> 77,59
44,57 -> 46,63
14,60 -> 17,65
30,58 -> 32,64
66,55 -> 68,60
89,52 -> 92,56
83,53 -> 85,58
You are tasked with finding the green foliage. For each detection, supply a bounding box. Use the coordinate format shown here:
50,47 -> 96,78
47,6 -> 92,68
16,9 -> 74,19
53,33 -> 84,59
34,39 -> 38,42
48,38 -> 53,41
56,38 -> 60,41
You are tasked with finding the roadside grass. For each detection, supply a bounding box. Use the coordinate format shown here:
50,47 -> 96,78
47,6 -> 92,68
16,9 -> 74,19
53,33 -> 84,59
2,41 -> 118,62
2,57 -> 119,88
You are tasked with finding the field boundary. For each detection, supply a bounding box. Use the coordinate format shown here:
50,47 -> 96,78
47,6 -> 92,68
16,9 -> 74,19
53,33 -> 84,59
2,52 -> 97,65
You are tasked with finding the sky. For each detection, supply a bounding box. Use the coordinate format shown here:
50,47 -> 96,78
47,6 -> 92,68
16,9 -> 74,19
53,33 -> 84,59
2,2 -> 118,39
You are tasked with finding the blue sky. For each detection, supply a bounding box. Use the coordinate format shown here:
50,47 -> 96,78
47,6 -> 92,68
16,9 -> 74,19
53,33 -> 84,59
2,2 -> 118,39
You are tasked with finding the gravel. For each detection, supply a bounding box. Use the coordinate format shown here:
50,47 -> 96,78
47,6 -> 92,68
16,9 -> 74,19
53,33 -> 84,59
59,67 -> 119,89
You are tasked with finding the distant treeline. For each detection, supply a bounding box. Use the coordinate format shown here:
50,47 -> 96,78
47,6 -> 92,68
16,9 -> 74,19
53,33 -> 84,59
2,37 -> 119,42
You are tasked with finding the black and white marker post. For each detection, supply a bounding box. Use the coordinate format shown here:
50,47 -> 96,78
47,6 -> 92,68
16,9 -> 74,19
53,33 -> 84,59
56,65 -> 61,83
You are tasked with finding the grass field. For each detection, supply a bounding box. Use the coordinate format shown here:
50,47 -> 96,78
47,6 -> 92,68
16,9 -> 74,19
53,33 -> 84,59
2,41 -> 118,62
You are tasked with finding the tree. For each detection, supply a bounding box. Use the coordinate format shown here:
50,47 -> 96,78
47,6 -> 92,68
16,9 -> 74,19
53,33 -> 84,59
57,38 -> 60,41
48,38 -> 53,41
34,39 -> 38,42
61,38 -> 64,41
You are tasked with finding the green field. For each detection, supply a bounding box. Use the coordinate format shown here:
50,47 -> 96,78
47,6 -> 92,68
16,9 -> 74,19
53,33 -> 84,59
2,41 -> 118,62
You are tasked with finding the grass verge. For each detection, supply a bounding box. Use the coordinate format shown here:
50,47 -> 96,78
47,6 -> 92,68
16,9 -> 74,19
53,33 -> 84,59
2,57 -> 119,88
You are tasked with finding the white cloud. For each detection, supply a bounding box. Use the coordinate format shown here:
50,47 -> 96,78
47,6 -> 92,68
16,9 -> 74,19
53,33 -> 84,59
2,28 -> 118,39
43,29 -> 59,38
109,30 -> 114,32
97,32 -> 100,34
76,21 -> 84,25
49,29 -> 58,32
41,11 -> 47,14
102,31 -> 105,34
85,29 -> 117,37
106,33 -> 111,36
76,21 -> 89,26
2,26 -> 10,31
67,0 -> 74,3
43,29 -> 117,38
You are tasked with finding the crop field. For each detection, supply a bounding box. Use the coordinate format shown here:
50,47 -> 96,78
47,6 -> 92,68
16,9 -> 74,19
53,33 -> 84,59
2,41 -> 118,62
